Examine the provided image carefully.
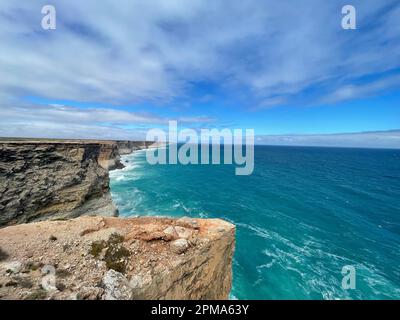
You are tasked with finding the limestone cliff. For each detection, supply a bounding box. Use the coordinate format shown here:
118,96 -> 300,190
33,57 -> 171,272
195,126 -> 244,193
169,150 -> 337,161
0,139 -> 236,301
116,140 -> 155,155
0,139 -> 150,226
0,216 -> 235,300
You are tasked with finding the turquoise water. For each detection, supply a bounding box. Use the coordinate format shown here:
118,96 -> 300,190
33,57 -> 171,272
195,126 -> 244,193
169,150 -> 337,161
110,146 -> 400,300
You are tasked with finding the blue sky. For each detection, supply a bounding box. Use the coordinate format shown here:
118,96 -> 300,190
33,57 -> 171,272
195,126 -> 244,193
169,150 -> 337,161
0,0 -> 399,147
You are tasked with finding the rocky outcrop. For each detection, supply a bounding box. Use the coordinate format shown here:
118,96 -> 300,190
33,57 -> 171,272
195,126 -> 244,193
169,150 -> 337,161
0,216 -> 235,300
116,141 -> 155,155
0,140 -> 151,226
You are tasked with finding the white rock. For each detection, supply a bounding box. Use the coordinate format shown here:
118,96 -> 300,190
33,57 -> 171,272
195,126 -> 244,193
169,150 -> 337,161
174,226 -> 192,239
129,274 -> 152,289
3,261 -> 22,274
102,269 -> 132,300
163,226 -> 178,238
170,239 -> 190,254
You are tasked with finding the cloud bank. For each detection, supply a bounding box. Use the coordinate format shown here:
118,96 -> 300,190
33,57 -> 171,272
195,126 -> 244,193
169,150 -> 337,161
0,103 -> 215,140
256,130 -> 400,149
1,0 -> 399,106
0,0 -> 399,143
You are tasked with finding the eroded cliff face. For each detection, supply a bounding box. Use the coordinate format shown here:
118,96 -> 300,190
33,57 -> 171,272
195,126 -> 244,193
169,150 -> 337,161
0,216 -> 235,300
116,140 -> 155,155
0,140 -> 156,226
0,141 -> 120,226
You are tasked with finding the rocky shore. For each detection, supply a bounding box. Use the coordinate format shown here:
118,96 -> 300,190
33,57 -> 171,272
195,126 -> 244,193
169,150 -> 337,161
0,138 -> 235,300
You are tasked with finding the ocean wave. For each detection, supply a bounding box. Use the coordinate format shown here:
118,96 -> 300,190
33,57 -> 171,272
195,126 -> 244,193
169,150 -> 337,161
170,200 -> 209,218
236,221 -> 400,299
109,151 -> 147,184
110,146 -> 400,299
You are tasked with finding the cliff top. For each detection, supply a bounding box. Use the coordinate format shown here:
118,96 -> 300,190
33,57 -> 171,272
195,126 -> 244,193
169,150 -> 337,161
0,216 -> 235,300
0,138 -> 149,145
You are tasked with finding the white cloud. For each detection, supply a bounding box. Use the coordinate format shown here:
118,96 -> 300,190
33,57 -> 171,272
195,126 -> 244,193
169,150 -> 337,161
256,130 -> 400,149
0,103 -> 215,139
0,0 -> 399,139
320,74 -> 400,104
0,0 -> 399,106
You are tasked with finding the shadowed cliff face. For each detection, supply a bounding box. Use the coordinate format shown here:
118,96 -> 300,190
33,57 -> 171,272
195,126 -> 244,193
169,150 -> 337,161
0,140 -> 152,226
116,141 -> 155,155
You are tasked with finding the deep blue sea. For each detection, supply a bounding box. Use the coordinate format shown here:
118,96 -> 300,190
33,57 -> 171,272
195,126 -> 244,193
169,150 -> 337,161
110,145 -> 400,299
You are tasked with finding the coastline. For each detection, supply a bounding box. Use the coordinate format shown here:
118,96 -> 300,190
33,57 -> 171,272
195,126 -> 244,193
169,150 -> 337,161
107,145 -> 400,299
0,138 -> 235,300
0,139 -> 158,226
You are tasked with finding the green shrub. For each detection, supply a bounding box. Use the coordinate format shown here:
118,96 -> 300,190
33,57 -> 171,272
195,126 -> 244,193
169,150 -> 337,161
89,233 -> 130,273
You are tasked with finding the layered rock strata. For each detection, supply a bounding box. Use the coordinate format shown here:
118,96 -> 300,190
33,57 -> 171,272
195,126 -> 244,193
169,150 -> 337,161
0,140 -> 151,226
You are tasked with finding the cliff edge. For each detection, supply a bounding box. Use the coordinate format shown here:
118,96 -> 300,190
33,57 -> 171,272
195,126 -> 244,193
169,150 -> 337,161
0,139 -> 153,226
0,139 -> 235,300
0,216 -> 235,300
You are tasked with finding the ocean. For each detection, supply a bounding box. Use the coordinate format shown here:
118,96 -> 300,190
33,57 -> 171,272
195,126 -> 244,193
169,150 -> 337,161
109,145 -> 400,300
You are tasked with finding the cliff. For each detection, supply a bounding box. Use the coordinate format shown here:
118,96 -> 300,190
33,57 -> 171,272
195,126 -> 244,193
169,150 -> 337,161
0,139 -> 235,300
116,140 -> 155,155
0,139 -> 151,226
0,216 -> 235,300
